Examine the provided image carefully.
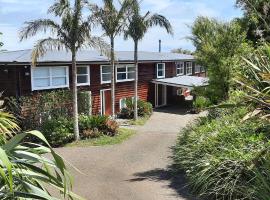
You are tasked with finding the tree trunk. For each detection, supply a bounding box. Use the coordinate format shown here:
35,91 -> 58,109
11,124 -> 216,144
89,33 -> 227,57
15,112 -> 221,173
110,36 -> 116,119
72,50 -> 80,141
134,40 -> 138,121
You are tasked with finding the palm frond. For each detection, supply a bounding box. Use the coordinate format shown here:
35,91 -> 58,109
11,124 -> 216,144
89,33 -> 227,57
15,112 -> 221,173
145,14 -> 174,35
48,0 -> 71,16
19,19 -> 62,41
31,38 -> 66,65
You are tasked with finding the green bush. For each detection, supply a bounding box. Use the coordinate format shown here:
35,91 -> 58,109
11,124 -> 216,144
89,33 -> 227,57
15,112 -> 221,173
40,117 -> 74,147
193,96 -> 211,112
119,98 -> 153,119
79,115 -> 119,138
173,107 -> 270,200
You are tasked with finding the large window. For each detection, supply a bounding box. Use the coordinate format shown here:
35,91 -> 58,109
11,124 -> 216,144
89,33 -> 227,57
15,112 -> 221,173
31,66 -> 69,91
176,62 -> 184,76
157,63 -> 165,78
186,62 -> 193,75
116,65 -> 135,82
77,66 -> 90,86
195,64 -> 201,74
119,97 -> 135,110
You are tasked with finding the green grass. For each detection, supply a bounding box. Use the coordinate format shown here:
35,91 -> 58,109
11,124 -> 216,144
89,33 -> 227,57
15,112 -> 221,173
66,128 -> 136,147
129,116 -> 150,126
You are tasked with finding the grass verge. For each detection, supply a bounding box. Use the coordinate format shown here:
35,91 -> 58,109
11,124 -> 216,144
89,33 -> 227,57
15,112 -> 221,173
66,128 -> 136,147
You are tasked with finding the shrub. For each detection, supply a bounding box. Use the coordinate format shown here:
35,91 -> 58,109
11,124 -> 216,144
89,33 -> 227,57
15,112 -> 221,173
40,117 -> 74,147
193,96 -> 211,112
119,98 -> 153,119
79,115 -> 119,138
173,107 -> 270,200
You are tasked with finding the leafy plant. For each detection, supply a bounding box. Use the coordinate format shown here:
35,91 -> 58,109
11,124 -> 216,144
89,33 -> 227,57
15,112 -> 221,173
236,44 -> 270,120
119,98 -> 153,119
0,108 -> 80,199
40,117 -> 74,147
173,106 -> 270,200
193,96 -> 211,112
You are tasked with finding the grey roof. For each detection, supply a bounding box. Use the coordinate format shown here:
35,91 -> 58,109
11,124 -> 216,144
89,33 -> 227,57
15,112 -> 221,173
152,76 -> 209,88
0,49 -> 194,64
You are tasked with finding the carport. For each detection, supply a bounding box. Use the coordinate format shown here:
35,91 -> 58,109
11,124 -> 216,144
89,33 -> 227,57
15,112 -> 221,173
152,76 -> 209,108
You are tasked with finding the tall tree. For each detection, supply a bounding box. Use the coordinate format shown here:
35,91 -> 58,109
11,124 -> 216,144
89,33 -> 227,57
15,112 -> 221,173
124,0 -> 173,120
91,0 -> 132,118
189,16 -> 249,103
171,48 -> 193,55
236,0 -> 270,43
20,0 -> 108,141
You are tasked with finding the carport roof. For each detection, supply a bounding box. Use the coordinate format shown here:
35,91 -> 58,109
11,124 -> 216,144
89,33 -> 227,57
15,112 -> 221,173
152,76 -> 209,88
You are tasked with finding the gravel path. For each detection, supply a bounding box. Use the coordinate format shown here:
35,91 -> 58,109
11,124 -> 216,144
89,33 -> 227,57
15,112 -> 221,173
56,107 -> 203,200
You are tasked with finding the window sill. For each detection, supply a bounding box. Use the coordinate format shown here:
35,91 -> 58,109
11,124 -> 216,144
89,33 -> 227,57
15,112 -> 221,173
116,79 -> 135,83
32,85 -> 69,91
156,77 -> 165,79
177,74 -> 184,76
77,83 -> 90,87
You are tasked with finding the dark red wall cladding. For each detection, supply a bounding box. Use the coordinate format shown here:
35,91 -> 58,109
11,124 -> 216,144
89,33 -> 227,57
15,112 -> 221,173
1,61 -> 205,113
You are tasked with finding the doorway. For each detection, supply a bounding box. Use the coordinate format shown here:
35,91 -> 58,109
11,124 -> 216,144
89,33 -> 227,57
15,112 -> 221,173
155,84 -> 167,108
100,89 -> 112,116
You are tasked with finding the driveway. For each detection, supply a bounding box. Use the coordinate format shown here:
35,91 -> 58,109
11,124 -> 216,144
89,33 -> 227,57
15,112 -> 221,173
57,107 -> 203,200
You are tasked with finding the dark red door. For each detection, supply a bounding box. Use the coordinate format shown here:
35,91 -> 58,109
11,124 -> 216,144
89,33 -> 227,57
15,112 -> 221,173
104,90 -> 112,116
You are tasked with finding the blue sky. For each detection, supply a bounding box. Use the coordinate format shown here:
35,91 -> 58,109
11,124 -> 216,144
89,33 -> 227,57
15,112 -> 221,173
0,0 -> 242,52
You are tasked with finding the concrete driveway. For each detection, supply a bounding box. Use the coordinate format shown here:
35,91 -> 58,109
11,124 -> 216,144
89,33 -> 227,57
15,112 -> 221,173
57,107 -> 202,200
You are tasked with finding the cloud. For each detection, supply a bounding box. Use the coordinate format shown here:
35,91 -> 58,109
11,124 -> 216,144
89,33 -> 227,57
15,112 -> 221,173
0,0 -> 243,52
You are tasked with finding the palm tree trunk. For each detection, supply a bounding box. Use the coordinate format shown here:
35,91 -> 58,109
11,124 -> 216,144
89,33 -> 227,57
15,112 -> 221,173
72,50 -> 80,141
134,40 -> 138,121
110,36 -> 116,119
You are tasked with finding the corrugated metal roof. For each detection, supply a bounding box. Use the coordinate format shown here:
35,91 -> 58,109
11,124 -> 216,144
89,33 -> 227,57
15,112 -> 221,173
152,76 -> 209,88
0,49 -> 194,64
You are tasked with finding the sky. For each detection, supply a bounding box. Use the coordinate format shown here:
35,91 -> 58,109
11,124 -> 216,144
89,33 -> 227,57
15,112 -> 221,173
0,0 -> 243,52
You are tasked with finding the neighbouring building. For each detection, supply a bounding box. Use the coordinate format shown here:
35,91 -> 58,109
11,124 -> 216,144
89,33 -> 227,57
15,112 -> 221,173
0,49 -> 208,115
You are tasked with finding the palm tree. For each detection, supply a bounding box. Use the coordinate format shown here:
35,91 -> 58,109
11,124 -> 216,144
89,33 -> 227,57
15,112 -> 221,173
91,0 -> 132,118
20,0 -> 108,141
124,0 -> 173,120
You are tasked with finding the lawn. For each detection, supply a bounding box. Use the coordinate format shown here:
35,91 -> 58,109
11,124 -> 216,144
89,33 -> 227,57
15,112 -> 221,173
66,128 -> 136,147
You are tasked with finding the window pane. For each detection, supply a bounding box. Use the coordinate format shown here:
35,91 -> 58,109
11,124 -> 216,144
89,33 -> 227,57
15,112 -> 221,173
34,78 -> 50,87
102,74 -> 111,82
77,67 -> 88,75
33,68 -> 49,77
52,77 -> 66,86
158,71 -> 164,77
117,73 -> 126,80
158,64 -> 164,70
128,67 -> 135,72
120,98 -> 126,109
102,66 -> 111,73
117,67 -> 126,73
128,72 -> 135,79
51,67 -> 66,77
77,75 -> 88,84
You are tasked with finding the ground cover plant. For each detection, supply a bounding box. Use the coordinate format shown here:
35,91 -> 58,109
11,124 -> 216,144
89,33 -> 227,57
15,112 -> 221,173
173,106 -> 270,200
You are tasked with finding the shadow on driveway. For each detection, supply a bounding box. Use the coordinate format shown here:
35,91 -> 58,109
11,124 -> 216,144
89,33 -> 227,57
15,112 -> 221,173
127,166 -> 198,200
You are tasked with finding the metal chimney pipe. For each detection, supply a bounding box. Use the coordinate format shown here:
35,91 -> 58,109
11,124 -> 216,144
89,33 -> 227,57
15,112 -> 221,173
159,40 -> 161,53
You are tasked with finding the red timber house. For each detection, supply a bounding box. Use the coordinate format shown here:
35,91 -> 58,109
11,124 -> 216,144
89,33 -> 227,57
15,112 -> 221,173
0,49 -> 207,115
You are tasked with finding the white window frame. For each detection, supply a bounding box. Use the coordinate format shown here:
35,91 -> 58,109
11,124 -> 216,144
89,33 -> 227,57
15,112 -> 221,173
157,63 -> 166,79
176,62 -> 185,76
116,64 -> 135,83
186,62 -> 193,75
100,65 -> 112,84
31,66 -> 69,91
195,64 -> 201,74
77,66 -> 90,86
201,66 -> 206,72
